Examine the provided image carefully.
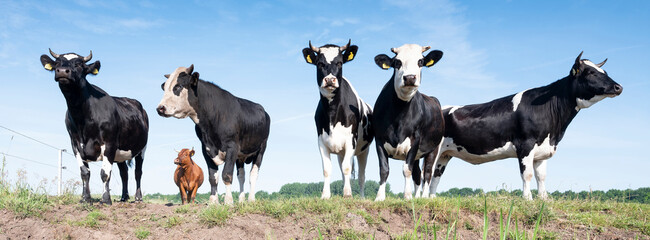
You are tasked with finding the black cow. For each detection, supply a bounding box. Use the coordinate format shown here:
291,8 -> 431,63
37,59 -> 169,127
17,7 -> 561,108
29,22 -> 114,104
373,44 -> 445,201
429,52 -> 623,200
40,49 -> 149,204
302,40 -> 374,198
156,65 -> 270,205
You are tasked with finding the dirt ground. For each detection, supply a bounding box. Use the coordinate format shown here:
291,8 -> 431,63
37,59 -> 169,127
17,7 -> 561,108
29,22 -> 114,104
0,201 -> 647,239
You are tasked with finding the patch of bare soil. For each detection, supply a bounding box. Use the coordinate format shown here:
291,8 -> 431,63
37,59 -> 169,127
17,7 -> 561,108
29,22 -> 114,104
0,202 -> 647,239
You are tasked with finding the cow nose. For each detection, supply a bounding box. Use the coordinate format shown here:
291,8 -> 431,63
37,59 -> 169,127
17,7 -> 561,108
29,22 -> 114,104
323,77 -> 337,86
614,84 -> 623,95
156,105 -> 166,116
55,67 -> 71,79
403,75 -> 417,86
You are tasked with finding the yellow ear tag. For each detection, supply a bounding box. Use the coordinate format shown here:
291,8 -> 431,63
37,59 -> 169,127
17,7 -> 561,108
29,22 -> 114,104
382,63 -> 390,69
44,63 -> 52,70
426,59 -> 435,67
190,152 -> 194,157
306,55 -> 312,64
347,52 -> 354,61
92,69 -> 99,75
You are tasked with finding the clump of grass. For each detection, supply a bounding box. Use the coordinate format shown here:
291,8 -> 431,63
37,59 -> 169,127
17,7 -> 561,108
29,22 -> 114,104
164,215 -> 183,228
135,226 -> 150,239
199,205 -> 231,227
72,210 -> 106,228
174,204 -> 190,214
338,228 -> 368,240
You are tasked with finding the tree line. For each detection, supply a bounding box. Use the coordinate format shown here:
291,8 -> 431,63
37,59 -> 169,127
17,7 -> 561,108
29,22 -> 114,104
145,181 -> 650,204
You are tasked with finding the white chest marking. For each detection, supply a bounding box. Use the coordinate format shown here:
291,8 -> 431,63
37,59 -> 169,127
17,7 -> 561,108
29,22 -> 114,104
114,149 -> 133,162
512,89 -> 528,112
575,95 -> 608,111
531,134 -> 556,160
320,122 -> 353,154
211,150 -> 226,166
383,138 -> 412,160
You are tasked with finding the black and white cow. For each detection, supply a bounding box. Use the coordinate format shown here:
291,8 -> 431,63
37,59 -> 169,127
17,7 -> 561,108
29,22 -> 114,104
429,52 -> 623,200
40,49 -> 149,204
373,44 -> 445,201
302,40 -> 373,198
157,65 -> 270,205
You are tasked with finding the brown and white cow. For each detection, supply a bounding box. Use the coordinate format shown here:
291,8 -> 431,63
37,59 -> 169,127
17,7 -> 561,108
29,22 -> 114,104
174,148 -> 204,204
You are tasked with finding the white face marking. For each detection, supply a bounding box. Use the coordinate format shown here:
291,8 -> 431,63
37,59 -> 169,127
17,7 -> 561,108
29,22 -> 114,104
63,54 -> 79,60
319,47 -> 340,64
582,60 -> 605,73
512,89 -> 528,112
319,73 -> 339,101
319,122 -> 353,154
383,137 -> 412,160
392,44 -> 425,102
211,150 -> 226,166
575,95 -> 608,111
114,149 -> 133,162
158,67 -> 199,123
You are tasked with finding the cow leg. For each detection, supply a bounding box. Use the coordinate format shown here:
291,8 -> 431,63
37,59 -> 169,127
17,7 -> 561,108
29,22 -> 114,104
375,142 -> 390,201
412,159 -> 422,198
190,185 -> 199,204
534,160 -> 549,200
338,148 -> 354,197
249,142 -> 266,202
208,166 -> 220,204
236,161 -> 246,203
429,155 -> 451,198
134,154 -> 144,202
420,150 -> 437,198
517,147 -> 536,201
403,142 -> 420,200
76,154 -> 91,203
222,145 -> 239,205
100,146 -> 114,205
318,140 -> 333,199
356,149 -> 369,199
117,161 -> 129,202
179,184 -> 187,205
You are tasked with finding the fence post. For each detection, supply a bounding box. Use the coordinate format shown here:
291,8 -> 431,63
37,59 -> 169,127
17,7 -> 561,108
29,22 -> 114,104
58,149 -> 63,196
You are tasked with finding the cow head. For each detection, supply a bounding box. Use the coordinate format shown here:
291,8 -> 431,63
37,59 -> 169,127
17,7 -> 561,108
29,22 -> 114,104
157,64 -> 200,123
174,148 -> 195,166
375,44 -> 443,102
302,39 -> 358,100
570,52 -> 623,110
40,49 -> 101,85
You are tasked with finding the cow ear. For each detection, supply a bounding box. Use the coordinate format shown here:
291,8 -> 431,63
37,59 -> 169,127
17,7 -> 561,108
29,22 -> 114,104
87,60 -> 101,75
302,48 -> 317,65
191,72 -> 199,87
423,50 -> 443,68
374,54 -> 392,70
342,45 -> 358,63
164,74 -> 170,79
40,55 -> 55,71
190,149 -> 195,157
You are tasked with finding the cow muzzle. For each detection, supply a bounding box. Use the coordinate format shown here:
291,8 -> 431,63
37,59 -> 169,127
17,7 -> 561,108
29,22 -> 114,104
322,76 -> 339,90
156,105 -> 169,117
403,75 -> 417,87
55,67 -> 72,82
174,158 -> 181,165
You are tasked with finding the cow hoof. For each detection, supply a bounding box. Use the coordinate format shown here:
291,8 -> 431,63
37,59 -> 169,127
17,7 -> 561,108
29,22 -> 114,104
248,197 -> 256,202
238,194 -> 246,203
209,195 -> 220,205
374,196 -> 385,202
119,196 -> 129,202
79,197 -> 92,204
135,189 -> 143,202
100,199 -> 113,205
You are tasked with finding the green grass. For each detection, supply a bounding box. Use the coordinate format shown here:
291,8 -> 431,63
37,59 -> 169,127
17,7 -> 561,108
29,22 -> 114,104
199,205 -> 232,227
135,226 -> 150,239
71,210 -> 106,228
164,215 -> 183,228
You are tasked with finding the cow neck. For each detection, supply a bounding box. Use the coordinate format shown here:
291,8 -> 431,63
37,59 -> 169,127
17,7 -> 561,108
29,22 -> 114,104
193,80 -> 226,127
386,77 -> 415,109
59,78 -> 92,124
180,159 -> 197,172
533,76 -> 580,143
322,78 -> 353,124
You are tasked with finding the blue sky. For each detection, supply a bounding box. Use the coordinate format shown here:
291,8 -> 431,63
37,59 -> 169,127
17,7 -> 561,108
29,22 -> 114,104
1,0 -> 648,196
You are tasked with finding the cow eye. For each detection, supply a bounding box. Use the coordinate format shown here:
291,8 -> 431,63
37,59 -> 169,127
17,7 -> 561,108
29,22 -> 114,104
173,85 -> 182,92
418,59 -> 424,67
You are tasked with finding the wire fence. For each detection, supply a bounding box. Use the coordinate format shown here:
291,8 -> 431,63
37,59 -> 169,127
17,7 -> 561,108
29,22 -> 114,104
0,124 -> 122,194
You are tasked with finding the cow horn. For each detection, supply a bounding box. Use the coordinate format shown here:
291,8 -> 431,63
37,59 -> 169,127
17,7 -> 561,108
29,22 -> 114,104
391,48 -> 399,54
309,40 -> 319,53
575,51 -> 583,65
422,46 -> 431,53
49,48 -> 60,58
340,39 -> 351,51
186,64 -> 194,74
174,149 -> 180,153
596,58 -> 607,68
83,50 -> 93,62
